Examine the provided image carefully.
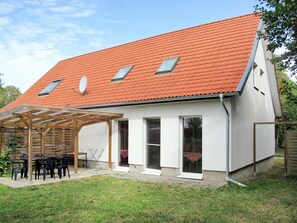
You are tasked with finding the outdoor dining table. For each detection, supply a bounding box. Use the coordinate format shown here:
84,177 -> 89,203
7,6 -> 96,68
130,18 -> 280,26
20,155 -> 62,179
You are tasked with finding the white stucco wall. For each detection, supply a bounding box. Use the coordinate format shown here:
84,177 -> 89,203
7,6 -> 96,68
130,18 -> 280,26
231,39 -> 276,171
79,100 -> 229,173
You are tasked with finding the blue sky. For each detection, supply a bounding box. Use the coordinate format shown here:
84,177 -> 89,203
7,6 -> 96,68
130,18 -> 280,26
0,0 -> 258,92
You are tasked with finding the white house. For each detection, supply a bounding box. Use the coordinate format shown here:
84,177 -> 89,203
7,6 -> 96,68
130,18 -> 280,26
3,14 -> 282,182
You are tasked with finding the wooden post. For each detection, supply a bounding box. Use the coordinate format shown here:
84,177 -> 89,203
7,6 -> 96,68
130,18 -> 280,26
28,117 -> 33,181
74,125 -> 79,174
40,131 -> 44,154
41,128 -> 51,154
108,120 -> 112,169
253,123 -> 256,177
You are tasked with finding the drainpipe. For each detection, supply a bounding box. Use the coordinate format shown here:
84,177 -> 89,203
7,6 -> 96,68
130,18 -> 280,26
219,94 -> 247,187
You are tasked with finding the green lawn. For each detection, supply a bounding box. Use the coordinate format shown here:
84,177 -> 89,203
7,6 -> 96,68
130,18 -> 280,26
0,160 -> 296,223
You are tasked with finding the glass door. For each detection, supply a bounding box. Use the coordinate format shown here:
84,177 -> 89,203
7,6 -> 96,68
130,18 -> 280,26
118,121 -> 128,167
182,117 -> 202,176
146,119 -> 161,170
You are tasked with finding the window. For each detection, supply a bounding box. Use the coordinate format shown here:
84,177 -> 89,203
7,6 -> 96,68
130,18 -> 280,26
155,57 -> 179,74
112,66 -> 133,81
260,69 -> 265,95
182,117 -> 202,174
253,62 -> 259,90
118,121 -> 129,167
146,119 -> 161,170
253,62 -> 265,95
38,79 -> 63,96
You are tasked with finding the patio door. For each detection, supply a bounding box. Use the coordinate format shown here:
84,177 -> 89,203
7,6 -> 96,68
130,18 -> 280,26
146,119 -> 161,170
182,117 -> 202,179
118,121 -> 128,167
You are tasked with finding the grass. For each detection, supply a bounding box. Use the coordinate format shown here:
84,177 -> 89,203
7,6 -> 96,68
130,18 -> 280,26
275,147 -> 285,158
0,159 -> 296,223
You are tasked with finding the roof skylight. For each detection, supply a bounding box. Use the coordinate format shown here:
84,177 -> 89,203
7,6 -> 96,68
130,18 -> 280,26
112,66 -> 133,81
156,57 -> 179,74
38,78 -> 63,96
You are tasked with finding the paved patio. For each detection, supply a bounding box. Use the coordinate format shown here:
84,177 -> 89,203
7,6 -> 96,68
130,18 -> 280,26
0,167 -> 226,188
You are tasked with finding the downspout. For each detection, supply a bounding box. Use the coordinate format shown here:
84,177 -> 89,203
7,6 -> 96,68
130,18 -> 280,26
219,94 -> 247,187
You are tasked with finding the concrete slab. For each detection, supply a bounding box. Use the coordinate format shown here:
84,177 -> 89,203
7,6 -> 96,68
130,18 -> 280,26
0,167 -> 226,188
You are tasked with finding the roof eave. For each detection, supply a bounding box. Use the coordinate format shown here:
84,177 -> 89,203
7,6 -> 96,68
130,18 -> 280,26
74,92 -> 240,110
236,18 -> 264,94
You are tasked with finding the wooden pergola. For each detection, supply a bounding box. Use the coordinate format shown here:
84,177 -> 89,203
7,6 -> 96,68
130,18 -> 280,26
0,105 -> 123,181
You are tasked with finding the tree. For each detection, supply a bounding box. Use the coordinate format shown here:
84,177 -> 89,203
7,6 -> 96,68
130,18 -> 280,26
0,73 -> 3,89
0,85 -> 22,109
277,66 -> 297,121
254,0 -> 297,75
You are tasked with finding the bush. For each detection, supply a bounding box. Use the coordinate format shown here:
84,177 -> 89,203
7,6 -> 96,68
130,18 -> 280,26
0,134 -> 23,177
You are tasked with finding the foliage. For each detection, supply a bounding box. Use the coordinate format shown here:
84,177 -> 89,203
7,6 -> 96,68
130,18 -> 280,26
0,134 -> 22,177
0,149 -> 12,176
0,160 -> 296,222
277,66 -> 297,121
254,0 -> 297,74
0,85 -> 22,109
0,73 -> 3,89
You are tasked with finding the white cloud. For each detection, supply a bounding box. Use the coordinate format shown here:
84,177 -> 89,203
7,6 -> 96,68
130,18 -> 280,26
48,6 -> 74,13
0,40 -> 64,93
0,2 -> 19,14
67,10 -> 95,18
89,38 -> 103,48
0,17 -> 10,26
0,0 -> 108,92
10,22 -> 53,39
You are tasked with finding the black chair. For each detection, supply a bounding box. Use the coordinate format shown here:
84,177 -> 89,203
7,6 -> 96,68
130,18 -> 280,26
33,154 -> 46,180
57,157 -> 70,179
10,157 -> 28,181
42,157 -> 58,181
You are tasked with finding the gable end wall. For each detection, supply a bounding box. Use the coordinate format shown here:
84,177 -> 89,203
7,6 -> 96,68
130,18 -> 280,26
230,39 -> 276,171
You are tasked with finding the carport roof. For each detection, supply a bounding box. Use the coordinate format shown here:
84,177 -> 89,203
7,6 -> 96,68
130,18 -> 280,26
0,104 -> 123,129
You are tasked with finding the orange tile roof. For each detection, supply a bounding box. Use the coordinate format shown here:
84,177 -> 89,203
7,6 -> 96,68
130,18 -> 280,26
4,13 -> 261,111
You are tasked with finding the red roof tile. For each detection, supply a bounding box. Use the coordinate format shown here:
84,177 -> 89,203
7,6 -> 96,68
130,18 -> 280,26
4,13 -> 261,111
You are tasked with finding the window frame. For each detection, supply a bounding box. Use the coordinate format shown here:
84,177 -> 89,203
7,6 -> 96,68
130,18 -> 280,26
253,62 -> 259,91
180,115 -> 203,179
38,78 -> 63,96
146,118 -> 161,170
112,65 -> 134,81
155,57 -> 180,75
118,120 -> 129,167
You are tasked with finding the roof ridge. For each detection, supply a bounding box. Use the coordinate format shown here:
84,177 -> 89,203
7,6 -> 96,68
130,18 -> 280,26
60,13 -> 259,62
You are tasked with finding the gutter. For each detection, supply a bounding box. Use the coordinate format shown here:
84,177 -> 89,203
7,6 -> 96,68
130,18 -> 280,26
219,94 -> 247,187
75,92 -> 239,110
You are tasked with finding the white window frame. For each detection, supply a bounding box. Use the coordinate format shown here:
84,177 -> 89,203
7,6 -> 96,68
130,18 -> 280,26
178,115 -> 203,180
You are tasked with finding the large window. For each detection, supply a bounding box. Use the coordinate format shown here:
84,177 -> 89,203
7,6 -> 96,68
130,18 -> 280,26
146,119 -> 161,170
118,121 -> 129,166
182,117 -> 202,174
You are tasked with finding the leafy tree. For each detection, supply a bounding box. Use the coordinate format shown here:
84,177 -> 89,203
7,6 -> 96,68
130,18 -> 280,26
0,85 -> 22,109
0,134 -> 22,176
275,66 -> 297,147
277,67 -> 297,121
0,73 -> 3,89
254,0 -> 297,75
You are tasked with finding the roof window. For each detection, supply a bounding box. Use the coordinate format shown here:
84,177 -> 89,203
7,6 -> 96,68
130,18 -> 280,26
156,57 -> 179,74
38,78 -> 63,96
112,66 -> 133,81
